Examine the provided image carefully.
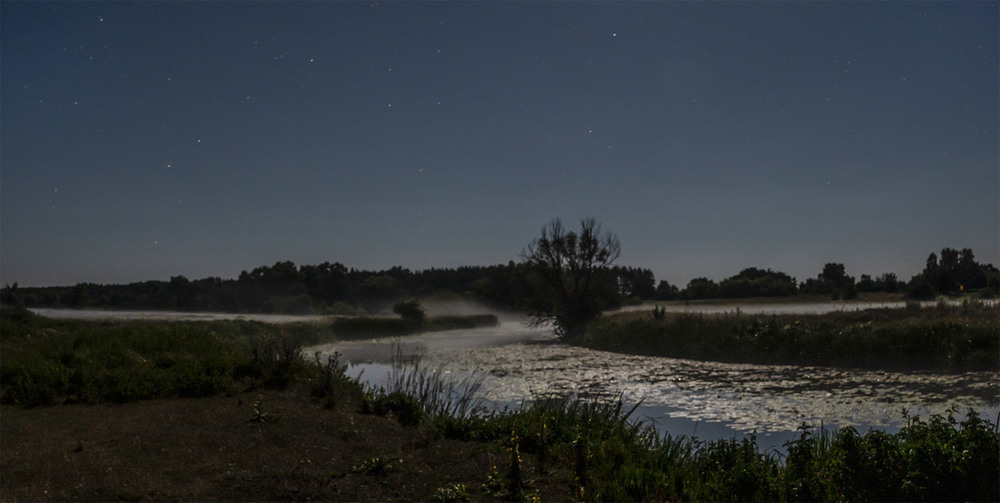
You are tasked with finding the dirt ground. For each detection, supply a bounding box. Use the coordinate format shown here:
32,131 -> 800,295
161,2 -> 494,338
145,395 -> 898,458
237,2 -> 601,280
1,385 -> 565,502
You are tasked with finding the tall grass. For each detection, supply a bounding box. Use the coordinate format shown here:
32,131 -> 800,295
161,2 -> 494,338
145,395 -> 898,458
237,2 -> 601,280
0,307 -> 324,406
430,393 -> 999,501
360,347 -> 489,426
583,302 -> 999,371
775,408 -> 1000,502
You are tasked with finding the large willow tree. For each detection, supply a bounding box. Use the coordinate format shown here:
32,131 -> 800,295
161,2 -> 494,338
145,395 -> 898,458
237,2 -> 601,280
522,218 -> 621,339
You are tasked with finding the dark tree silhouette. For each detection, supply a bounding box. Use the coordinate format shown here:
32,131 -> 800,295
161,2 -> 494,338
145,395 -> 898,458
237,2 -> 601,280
522,218 -> 621,339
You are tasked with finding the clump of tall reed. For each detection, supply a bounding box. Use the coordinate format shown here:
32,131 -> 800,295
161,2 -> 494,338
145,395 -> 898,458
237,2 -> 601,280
309,351 -> 363,408
360,346 -> 489,426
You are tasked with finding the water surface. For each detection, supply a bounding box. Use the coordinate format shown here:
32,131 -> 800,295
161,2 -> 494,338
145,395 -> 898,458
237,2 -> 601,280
311,313 -> 999,449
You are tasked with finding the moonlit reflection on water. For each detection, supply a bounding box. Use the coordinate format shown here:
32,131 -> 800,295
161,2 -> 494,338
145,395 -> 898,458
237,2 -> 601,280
310,319 -> 999,447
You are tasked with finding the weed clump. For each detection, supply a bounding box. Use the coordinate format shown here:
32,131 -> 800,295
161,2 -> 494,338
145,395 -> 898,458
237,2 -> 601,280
348,456 -> 403,476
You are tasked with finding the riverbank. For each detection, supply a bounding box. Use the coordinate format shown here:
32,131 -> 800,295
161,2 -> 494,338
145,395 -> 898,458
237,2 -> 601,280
579,300 -> 999,372
5,379 -> 997,502
3,307 -> 998,501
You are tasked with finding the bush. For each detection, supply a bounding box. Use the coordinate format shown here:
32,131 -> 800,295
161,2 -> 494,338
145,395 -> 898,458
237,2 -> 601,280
393,299 -> 426,323
362,391 -> 424,426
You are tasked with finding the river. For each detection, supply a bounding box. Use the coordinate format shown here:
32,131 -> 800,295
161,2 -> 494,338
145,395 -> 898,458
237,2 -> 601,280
307,301 -> 999,452
30,303 -> 999,452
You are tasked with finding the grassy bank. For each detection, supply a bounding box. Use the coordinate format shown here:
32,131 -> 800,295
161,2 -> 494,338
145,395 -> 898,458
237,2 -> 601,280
2,307 -> 998,501
579,301 -> 999,372
0,307 -> 331,407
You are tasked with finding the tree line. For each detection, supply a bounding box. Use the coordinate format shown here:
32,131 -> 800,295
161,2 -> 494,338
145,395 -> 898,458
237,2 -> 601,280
657,248 -> 998,302
2,243 -> 996,316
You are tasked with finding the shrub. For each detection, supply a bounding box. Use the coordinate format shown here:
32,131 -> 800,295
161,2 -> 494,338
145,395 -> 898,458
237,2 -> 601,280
362,391 -> 424,426
393,299 -> 426,323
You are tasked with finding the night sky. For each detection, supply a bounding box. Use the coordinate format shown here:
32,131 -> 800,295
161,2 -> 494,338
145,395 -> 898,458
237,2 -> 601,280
2,2 -> 997,288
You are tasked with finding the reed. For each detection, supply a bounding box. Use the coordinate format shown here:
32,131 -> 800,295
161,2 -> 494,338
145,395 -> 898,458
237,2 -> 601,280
360,346 -> 490,426
582,303 -> 999,371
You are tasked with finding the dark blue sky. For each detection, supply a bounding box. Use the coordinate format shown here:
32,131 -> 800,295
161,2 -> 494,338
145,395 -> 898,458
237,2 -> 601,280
3,1 -> 997,287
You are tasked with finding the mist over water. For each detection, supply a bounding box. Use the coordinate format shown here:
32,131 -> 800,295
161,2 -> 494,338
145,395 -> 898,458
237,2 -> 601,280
310,302 -> 999,448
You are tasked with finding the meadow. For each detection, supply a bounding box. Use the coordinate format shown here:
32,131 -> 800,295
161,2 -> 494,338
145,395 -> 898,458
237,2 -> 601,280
2,306 -> 998,501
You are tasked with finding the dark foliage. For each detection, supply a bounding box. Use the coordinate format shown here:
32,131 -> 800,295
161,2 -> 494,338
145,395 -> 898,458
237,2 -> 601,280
522,218 -> 622,339
1,260 -> 655,316
917,247 -> 999,297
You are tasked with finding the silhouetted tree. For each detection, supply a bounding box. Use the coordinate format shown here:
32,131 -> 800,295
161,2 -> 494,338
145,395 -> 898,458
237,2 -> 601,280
522,218 -> 621,339
611,266 -> 656,299
879,273 -> 900,293
655,279 -> 679,300
922,247 -> 993,295
907,273 -> 936,300
684,277 -> 719,299
801,263 -> 855,298
718,268 -> 797,298
1,283 -> 23,307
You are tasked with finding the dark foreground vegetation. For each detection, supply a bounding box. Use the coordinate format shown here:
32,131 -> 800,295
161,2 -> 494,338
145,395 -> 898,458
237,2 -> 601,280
582,300 -> 1000,372
3,307 -> 998,501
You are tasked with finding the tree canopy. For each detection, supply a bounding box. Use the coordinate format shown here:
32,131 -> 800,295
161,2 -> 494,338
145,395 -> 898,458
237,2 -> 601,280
521,218 -> 621,339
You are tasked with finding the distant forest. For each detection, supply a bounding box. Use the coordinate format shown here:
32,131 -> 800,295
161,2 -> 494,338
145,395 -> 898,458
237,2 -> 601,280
2,248 -> 996,315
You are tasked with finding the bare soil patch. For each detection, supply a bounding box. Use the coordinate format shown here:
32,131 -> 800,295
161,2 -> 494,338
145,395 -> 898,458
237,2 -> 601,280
1,385 -> 541,502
